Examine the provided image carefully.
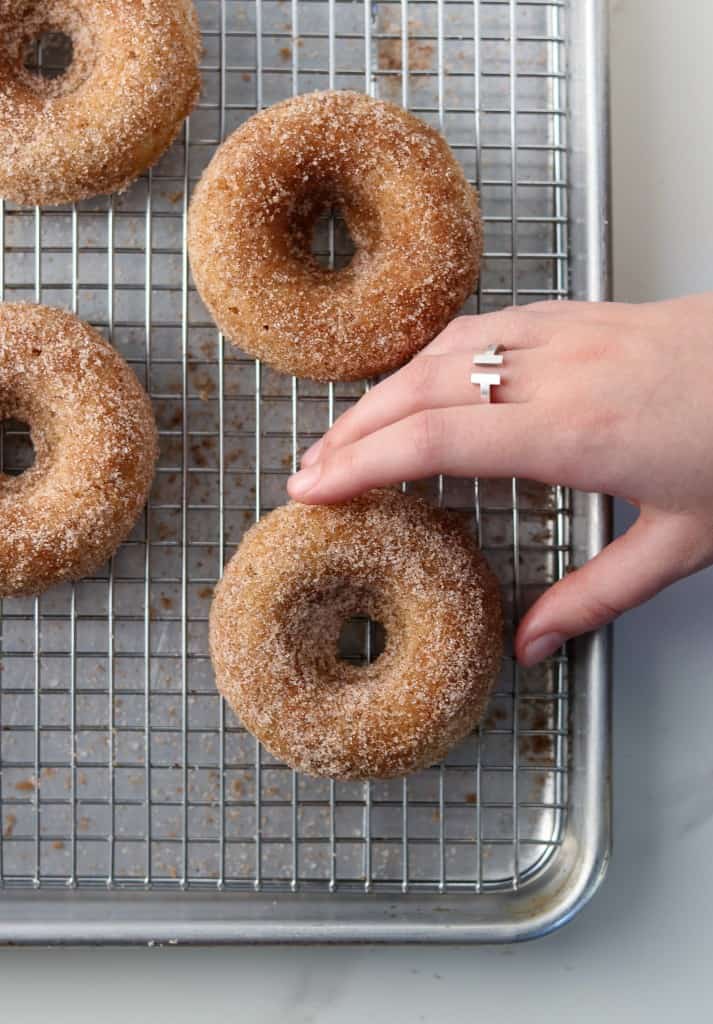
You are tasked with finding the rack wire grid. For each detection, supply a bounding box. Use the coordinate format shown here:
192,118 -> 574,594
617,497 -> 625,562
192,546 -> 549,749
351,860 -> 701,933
1,0 -> 575,900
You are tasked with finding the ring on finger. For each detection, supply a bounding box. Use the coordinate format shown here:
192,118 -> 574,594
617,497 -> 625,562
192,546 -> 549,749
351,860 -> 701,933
470,344 -> 504,403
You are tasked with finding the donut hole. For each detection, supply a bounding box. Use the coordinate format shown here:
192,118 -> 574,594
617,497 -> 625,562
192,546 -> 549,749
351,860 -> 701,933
337,616 -> 387,667
24,30 -> 74,81
0,419 -> 35,478
309,207 -> 356,271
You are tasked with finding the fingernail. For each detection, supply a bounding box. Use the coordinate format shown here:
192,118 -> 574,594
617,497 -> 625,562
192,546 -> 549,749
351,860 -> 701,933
288,462 -> 322,498
301,438 -> 323,468
520,632 -> 565,668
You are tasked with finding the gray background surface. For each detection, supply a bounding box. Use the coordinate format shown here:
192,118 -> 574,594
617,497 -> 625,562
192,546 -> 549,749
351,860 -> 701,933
2,0 -> 713,1018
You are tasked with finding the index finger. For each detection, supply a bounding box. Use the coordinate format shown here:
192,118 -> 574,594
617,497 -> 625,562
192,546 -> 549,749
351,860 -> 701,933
287,404 -> 566,505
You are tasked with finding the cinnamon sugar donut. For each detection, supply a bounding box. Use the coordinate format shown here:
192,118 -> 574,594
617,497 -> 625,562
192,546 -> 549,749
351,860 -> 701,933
209,490 -> 502,780
0,0 -> 201,207
189,90 -> 482,382
0,303 -> 158,596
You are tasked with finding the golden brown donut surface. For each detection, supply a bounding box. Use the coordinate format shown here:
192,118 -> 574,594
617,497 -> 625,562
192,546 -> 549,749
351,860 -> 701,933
209,490 -> 502,780
189,90 -> 482,382
0,302 -> 158,596
0,0 -> 202,206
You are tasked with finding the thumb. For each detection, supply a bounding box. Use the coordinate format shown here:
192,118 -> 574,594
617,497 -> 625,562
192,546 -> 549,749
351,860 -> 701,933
515,512 -> 702,667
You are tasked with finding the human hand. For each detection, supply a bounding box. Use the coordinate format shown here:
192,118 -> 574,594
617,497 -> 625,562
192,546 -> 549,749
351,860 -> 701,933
287,293 -> 713,666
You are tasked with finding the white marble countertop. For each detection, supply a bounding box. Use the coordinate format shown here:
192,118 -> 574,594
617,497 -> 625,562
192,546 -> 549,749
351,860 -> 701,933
2,1 -> 713,1019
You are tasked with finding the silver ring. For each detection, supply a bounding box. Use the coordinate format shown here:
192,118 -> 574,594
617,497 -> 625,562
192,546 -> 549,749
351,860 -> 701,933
470,344 -> 504,403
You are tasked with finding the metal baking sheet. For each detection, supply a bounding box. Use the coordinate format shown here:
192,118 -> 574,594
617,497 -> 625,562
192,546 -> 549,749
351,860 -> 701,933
0,0 -> 611,943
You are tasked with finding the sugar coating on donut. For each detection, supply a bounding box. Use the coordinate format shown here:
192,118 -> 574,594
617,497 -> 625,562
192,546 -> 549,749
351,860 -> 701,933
0,302 -> 158,596
189,90 -> 482,381
0,0 -> 202,206
209,490 -> 503,780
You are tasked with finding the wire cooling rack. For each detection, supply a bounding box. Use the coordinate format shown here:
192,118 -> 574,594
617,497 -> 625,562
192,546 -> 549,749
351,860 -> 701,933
0,0 -> 609,936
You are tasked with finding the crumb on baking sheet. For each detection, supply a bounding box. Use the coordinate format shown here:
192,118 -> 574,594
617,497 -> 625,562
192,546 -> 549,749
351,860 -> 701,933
14,777 -> 37,793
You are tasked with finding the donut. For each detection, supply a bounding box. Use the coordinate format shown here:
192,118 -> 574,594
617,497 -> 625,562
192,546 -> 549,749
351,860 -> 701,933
209,490 -> 502,780
189,90 -> 482,382
0,302 -> 158,597
0,0 -> 202,207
